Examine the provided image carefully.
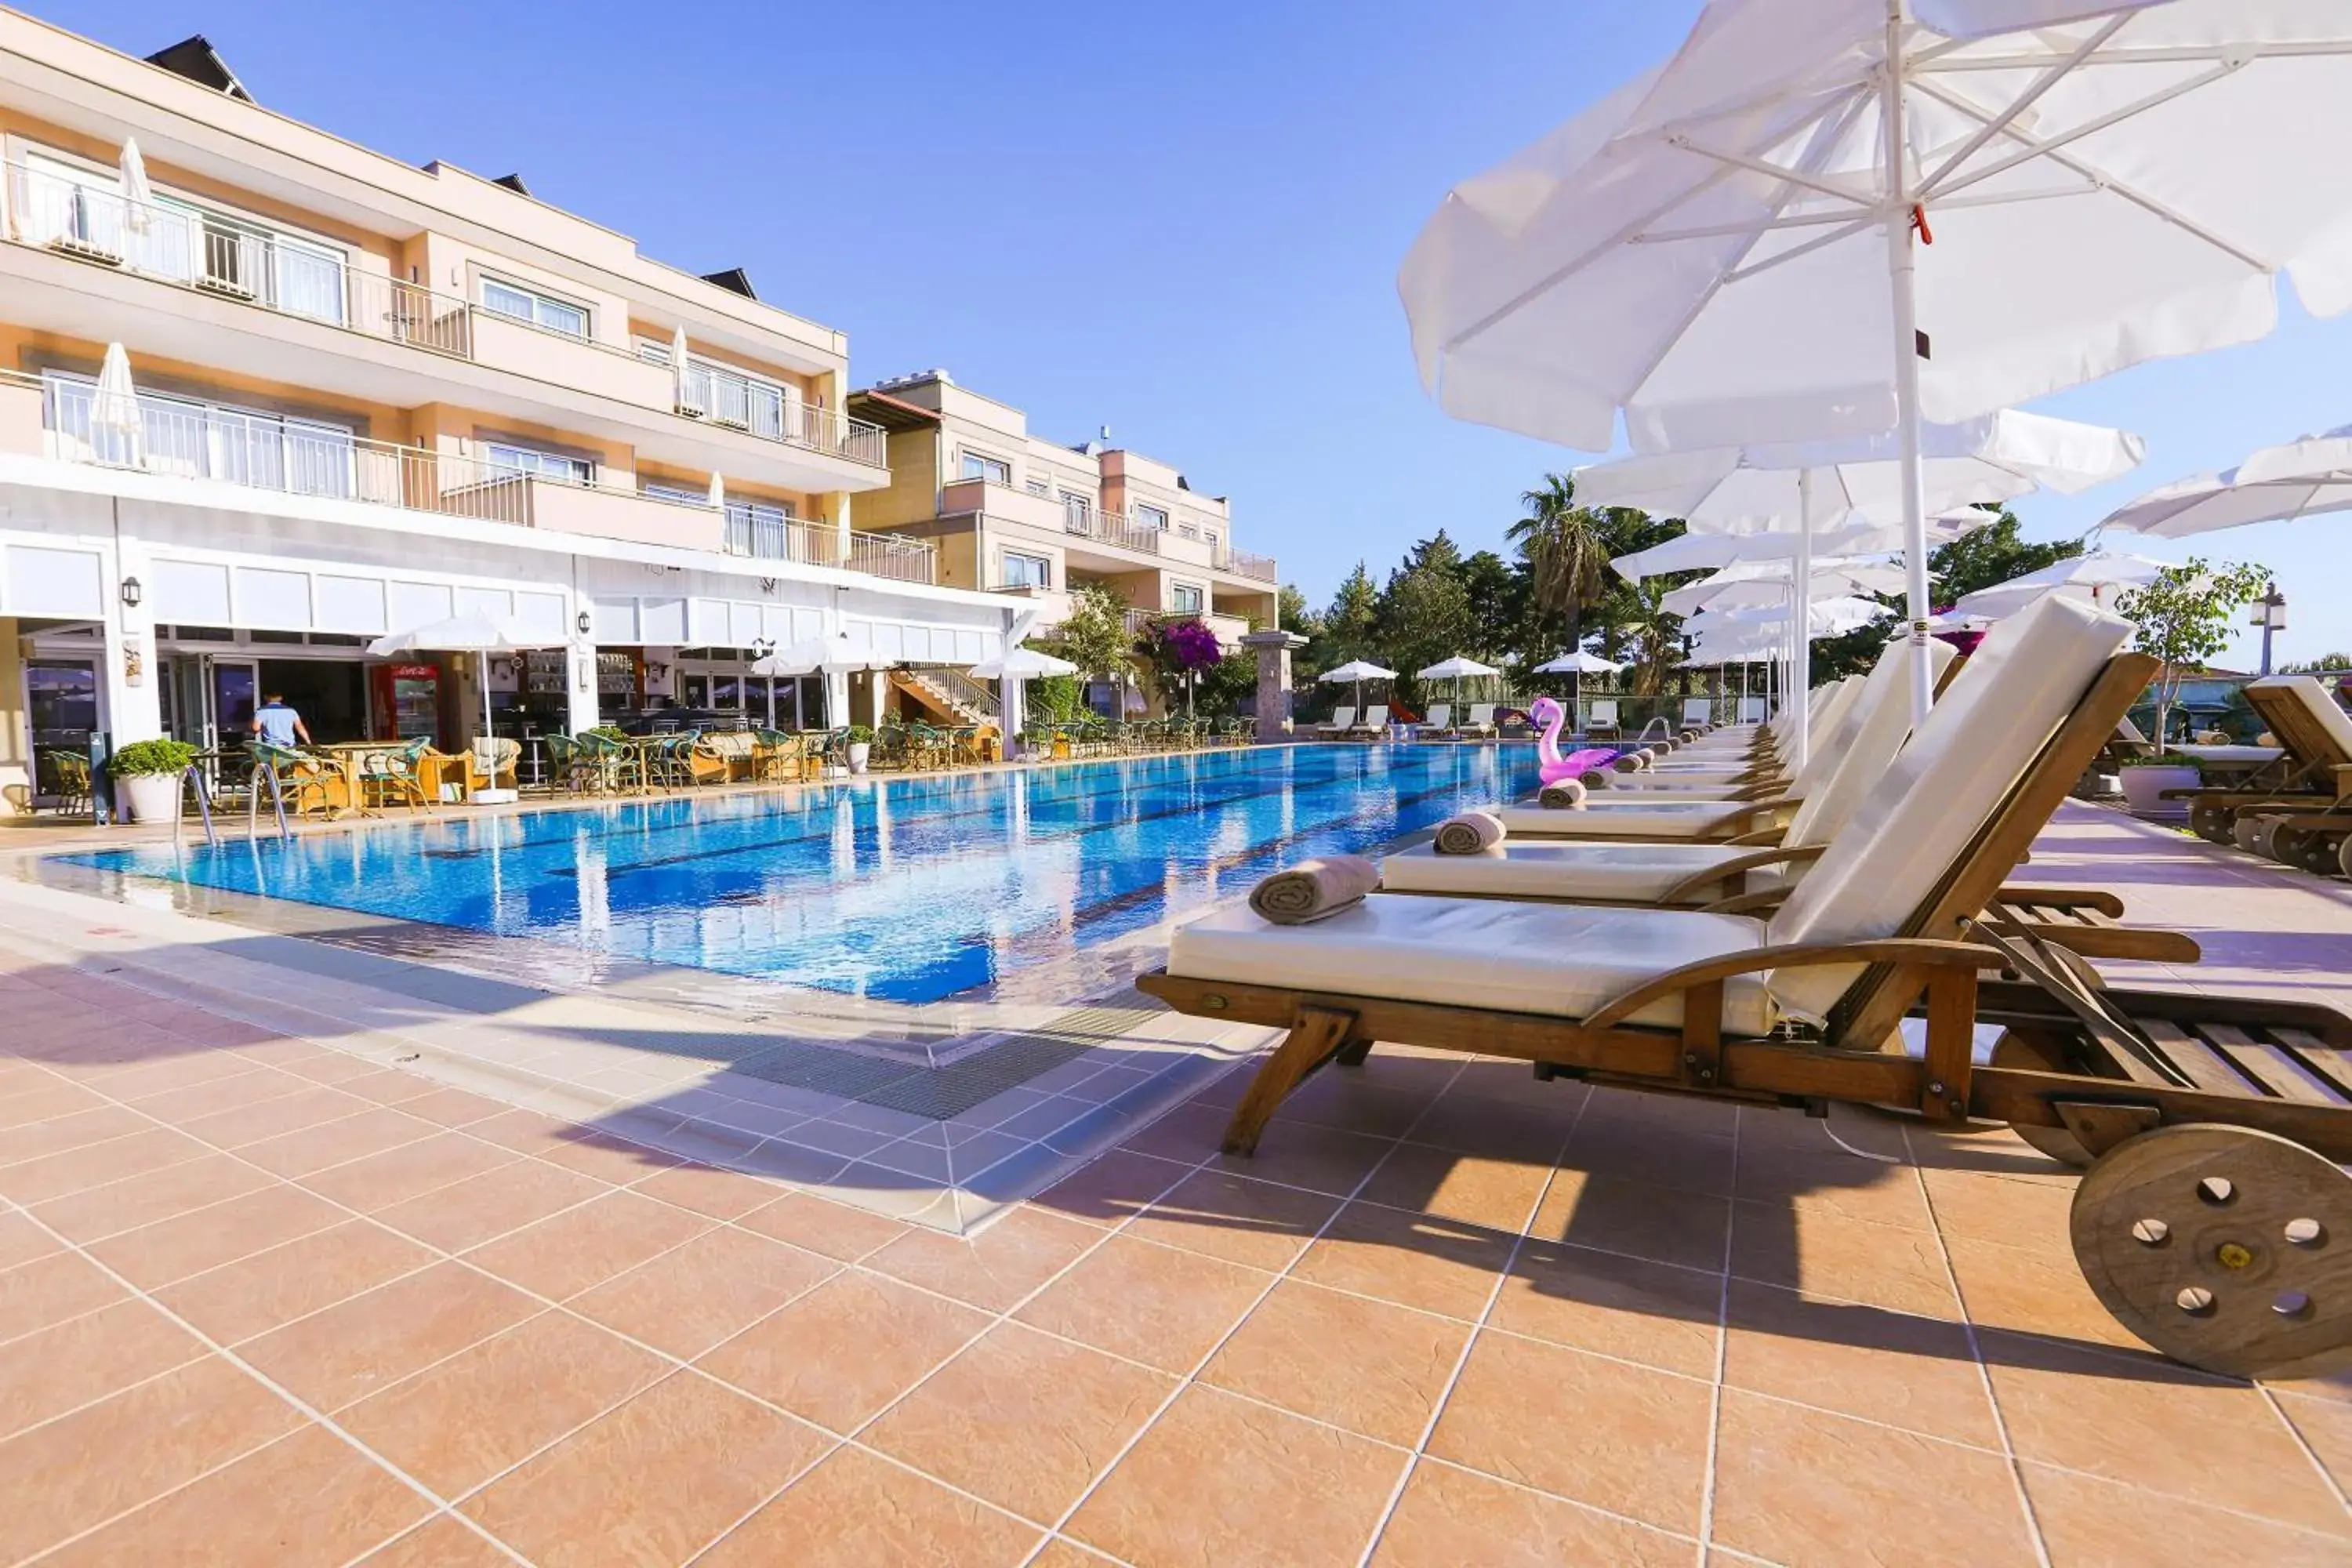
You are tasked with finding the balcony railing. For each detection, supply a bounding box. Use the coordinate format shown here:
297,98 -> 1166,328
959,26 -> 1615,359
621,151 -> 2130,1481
5,159 -> 885,469
720,510 -> 936,586
1065,507 -> 1163,555
1217,545 -> 1278,583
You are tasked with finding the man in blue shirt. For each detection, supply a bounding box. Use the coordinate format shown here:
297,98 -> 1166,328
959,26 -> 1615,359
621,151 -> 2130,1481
250,694 -> 310,749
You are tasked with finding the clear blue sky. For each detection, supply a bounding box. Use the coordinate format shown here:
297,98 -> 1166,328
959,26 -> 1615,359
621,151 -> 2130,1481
38,0 -> 2352,667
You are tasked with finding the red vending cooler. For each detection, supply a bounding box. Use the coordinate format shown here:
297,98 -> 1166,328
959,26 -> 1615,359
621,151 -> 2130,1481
370,663 -> 441,742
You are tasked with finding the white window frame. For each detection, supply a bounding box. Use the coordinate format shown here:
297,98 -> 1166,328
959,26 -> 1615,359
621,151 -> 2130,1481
1135,503 -> 1171,532
481,275 -> 590,339
1001,550 -> 1052,590
1171,583 -> 1205,615
485,440 -> 593,485
960,449 -> 1012,485
1059,490 -> 1093,530
1024,474 -> 1051,496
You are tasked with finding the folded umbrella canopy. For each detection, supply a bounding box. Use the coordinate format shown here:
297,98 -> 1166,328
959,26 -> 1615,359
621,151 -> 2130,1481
2100,423 -> 2352,539
1401,0 -> 2352,719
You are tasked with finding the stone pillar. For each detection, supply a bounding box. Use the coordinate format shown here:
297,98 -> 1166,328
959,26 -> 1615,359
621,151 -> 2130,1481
999,677 -> 1025,760
823,671 -> 851,729
566,641 -> 601,735
0,619 -> 27,813
1240,629 -> 1308,744
104,535 -> 163,750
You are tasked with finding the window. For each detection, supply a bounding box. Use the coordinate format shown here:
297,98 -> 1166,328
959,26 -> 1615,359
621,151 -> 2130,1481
724,499 -> 795,560
481,278 -> 589,339
640,481 -> 706,505
1136,504 -> 1170,532
1204,529 -> 1220,546
44,372 -> 357,499
1025,475 -> 1051,496
486,441 -> 593,485
960,450 -> 1011,485
1177,524 -> 1200,541
1171,584 -> 1204,615
1060,492 -> 1092,532
1002,552 -> 1051,590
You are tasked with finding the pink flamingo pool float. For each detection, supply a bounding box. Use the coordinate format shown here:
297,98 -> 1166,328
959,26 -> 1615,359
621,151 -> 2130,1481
1529,696 -> 1617,785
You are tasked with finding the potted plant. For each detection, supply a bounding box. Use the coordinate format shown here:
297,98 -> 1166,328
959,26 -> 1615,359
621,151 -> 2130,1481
105,738 -> 199,823
2118,751 -> 2203,822
845,724 -> 873,775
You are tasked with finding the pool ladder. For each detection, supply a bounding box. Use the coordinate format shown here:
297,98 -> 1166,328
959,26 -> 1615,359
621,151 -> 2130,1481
171,761 -> 292,849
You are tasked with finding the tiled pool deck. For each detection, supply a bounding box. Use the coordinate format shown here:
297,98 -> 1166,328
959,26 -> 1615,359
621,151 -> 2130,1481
2,802 -> 2350,1563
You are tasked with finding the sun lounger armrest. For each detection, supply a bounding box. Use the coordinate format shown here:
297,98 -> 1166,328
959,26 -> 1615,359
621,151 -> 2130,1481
1657,844 -> 1831,904
1719,826 -> 1789,848
1995,885 -> 2125,918
1581,938 -> 1995,1031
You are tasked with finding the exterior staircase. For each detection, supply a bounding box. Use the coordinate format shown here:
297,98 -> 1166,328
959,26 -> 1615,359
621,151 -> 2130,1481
890,666 -> 998,724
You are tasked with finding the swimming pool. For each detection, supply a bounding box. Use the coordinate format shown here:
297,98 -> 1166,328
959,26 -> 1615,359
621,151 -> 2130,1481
68,744 -> 1542,1004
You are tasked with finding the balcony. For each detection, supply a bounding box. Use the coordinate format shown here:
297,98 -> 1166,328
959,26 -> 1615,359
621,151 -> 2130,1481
19,371 -> 932,581
1216,544 -> 1279,583
2,161 -> 888,475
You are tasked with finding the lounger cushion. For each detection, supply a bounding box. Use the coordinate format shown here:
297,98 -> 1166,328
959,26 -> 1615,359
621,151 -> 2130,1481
2173,743 -> 2283,765
1490,800 -> 1760,837
1168,894 -> 1777,1034
1381,840 -> 1778,902
1783,639 -> 1956,848
2249,676 -> 2352,764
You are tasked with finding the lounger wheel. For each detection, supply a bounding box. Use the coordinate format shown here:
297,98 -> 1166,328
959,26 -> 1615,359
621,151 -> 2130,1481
2071,1124 -> 2352,1381
2339,835 -> 2352,880
1991,1034 -> 2094,1167
2270,824 -> 2338,877
2233,816 -> 2270,855
2188,801 -> 2235,845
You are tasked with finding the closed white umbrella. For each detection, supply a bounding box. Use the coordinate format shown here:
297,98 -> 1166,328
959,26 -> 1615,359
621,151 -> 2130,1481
1402,1 -> 2352,720
1951,550 -> 2166,621
117,137 -> 153,234
368,612 -> 557,801
706,471 -> 725,510
91,343 -> 142,457
2101,423 -> 2352,539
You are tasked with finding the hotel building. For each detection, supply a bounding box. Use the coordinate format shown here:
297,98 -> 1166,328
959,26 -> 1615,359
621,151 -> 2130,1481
0,19 -> 1022,808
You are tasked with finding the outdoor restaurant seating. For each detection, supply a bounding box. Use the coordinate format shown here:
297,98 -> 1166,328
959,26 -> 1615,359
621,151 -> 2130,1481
467,737 -> 521,796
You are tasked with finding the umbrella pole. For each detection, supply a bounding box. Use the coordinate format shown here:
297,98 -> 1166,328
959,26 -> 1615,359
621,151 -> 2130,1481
1883,0 -> 1934,724
1793,473 -> 1813,769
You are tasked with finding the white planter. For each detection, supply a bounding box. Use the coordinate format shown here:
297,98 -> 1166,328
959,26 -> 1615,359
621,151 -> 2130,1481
118,773 -> 182,823
847,742 -> 871,775
2120,764 -> 2200,821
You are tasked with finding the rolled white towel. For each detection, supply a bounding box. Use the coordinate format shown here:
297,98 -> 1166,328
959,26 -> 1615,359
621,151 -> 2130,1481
1612,753 -> 1645,774
1249,855 -> 1379,925
1540,780 -> 1588,809
1432,811 -> 1506,855
1577,768 -> 1611,790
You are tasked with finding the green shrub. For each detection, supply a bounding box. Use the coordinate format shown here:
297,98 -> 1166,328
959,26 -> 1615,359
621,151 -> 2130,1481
106,739 -> 199,778
846,724 -> 874,744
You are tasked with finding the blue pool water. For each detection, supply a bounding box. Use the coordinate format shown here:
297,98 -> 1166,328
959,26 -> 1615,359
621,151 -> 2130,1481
70,745 -> 1542,1004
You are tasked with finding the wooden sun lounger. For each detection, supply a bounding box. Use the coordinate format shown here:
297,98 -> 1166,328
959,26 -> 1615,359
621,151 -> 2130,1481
1143,626 -> 2352,1381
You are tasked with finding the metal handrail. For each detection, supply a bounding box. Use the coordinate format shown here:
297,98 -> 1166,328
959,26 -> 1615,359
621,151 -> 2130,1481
673,361 -> 887,468
1217,545 -> 1279,583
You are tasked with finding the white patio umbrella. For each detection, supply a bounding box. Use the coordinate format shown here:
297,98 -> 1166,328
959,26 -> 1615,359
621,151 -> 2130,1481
1532,648 -> 1623,720
1609,517 -> 1971,583
1401,0 -> 2352,720
1686,595 -> 1891,641
2100,423 -> 2352,540
91,343 -> 142,455
1417,655 -> 1501,720
1950,550 -> 2166,621
1319,658 -> 1397,717
368,612 -> 557,801
1660,558 -> 1908,617
969,645 -> 1079,681
753,630 -> 892,677
117,137 -> 153,234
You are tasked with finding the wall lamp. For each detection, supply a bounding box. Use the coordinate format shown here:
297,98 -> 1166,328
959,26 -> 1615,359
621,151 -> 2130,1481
576,610 -> 593,636
119,576 -> 143,608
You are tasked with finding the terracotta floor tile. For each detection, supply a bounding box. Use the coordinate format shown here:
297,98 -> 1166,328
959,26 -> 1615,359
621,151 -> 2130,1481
1203,1278 -> 1471,1445
697,1269 -> 990,1433
1529,1171 -> 1731,1272
297,1131 -> 521,1214
700,1443 -> 1040,1566
1071,1385 -> 1403,1566
2278,1389 -> 2352,1494
370,1157 -> 611,1254
1921,1167 -> 2079,1254
0,1355 -> 305,1563
122,1065 -> 307,1123
1016,1233 -> 1269,1374
1029,1148 -> 1197,1228
627,1160 -> 787,1221
0,1124 -> 209,1203
237,1106 -> 441,1178
1735,1143 -> 1935,1232
1944,1233 -> 2144,1351
27,1152 -> 277,1244
463,1370 -> 829,1566
1124,1167 -> 1344,1273
1722,1279 -> 2000,1446
1560,1119 -> 1736,1198
155,1218 -> 434,1345
1492,1240 -> 1721,1378
45,1424 -> 432,1566
1372,1457 -> 1693,1568
176,1082 -> 377,1149
2020,1459 -> 2352,1568
332,1066 -> 442,1106
1981,1329 -> 2351,1536
1293,1203 -> 1516,1321
86,1181 -> 349,1290
0,1249 -> 127,1342
570,1225 -> 837,1359
1576,1084 -> 1737,1138
0,1103 -> 154,1165
496,1118 -> 683,1185
866,1204 -> 1102,1312
354,1515 -> 519,1566
1359,1143 -> 1554,1232
0,1294 -> 204,1443
735,1190 -> 909,1261
1356,1047 -> 1477,1099
1427,1330 -> 1711,1534
865,1321 -> 1174,1523
1708,1388 -> 2037,1567
1403,1091 -> 1583,1163
339,1311 -> 669,1499
0,1080 -> 107,1131
387,1085 -> 511,1129
1210,1120 -> 1399,1197
462,1189 -> 712,1301
1269,1073 -> 1439,1140
1120,1099 -> 1230,1163
239,1262 -> 543,1414
0,1207 -> 64,1272
1730,1202 -> 1961,1319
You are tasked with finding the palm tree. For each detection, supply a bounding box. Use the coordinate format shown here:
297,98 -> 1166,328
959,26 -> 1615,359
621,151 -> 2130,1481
1508,475 -> 1612,660
1615,578 -> 1686,697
